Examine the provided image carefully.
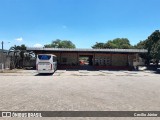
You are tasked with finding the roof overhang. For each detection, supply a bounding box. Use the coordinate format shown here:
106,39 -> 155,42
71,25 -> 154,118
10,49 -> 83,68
27,47 -> 148,53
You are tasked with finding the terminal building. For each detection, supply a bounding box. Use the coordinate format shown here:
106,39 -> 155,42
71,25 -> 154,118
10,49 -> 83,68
27,47 -> 147,70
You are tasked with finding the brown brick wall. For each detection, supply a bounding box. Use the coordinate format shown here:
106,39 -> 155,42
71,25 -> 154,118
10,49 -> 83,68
112,54 -> 128,66
60,53 -> 78,65
128,54 -> 135,66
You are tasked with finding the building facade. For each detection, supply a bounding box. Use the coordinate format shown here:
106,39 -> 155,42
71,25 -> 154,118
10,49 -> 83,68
27,48 -> 147,70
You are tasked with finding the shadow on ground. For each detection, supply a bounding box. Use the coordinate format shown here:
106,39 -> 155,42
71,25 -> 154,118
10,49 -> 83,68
35,73 -> 54,76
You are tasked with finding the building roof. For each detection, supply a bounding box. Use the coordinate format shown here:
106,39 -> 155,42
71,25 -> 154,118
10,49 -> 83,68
27,47 -> 148,53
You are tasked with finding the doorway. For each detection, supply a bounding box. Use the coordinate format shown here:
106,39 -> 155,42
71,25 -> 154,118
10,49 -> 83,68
79,55 -> 93,70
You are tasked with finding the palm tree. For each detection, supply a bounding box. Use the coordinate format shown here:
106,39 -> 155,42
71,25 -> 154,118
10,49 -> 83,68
8,45 -> 26,69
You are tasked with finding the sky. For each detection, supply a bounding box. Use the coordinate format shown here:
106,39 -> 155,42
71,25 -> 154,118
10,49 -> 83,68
0,0 -> 160,49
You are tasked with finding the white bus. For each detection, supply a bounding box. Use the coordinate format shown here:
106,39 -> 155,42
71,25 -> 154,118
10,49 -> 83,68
36,54 -> 57,74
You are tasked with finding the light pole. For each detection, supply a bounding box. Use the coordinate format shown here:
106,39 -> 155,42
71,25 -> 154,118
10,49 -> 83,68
1,41 -> 4,71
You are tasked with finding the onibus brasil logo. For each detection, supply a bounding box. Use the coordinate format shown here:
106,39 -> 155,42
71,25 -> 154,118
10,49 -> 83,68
1,111 -> 42,117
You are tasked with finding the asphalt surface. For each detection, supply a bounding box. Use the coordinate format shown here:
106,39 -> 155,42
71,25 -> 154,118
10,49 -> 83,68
0,70 -> 160,120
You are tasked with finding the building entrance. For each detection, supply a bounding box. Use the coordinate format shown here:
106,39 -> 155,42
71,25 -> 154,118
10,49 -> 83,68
79,55 -> 93,66
79,55 -> 94,70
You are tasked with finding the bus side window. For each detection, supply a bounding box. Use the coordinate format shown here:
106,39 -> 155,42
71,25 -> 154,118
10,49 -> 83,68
53,56 -> 57,62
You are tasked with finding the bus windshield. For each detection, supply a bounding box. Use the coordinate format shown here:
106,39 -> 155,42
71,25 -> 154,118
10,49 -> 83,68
38,55 -> 51,60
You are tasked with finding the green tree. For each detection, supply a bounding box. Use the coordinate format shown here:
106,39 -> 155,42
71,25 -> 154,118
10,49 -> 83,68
9,44 -> 27,58
9,44 -> 26,51
105,41 -> 117,48
151,40 -> 160,62
134,40 -> 149,64
146,30 -> 160,65
92,38 -> 132,49
9,44 -> 27,68
134,40 -> 146,49
44,39 -> 76,48
92,42 -> 105,48
135,30 -> 160,65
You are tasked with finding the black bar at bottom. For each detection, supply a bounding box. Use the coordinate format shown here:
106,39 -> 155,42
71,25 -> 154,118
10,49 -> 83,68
0,111 -> 160,117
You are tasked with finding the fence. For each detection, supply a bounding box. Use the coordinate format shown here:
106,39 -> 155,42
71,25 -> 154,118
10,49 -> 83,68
0,52 -> 11,70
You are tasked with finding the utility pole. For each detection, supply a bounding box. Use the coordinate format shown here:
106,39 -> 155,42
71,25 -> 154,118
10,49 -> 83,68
1,41 -> 4,71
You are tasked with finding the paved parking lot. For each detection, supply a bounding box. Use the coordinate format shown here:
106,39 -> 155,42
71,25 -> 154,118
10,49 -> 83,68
0,69 -> 158,77
0,70 -> 160,120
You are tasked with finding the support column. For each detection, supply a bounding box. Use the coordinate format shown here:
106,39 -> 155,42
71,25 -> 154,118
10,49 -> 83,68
77,52 -> 79,65
110,53 -> 112,66
60,52 -> 62,65
127,54 -> 129,66
1,41 -> 4,71
93,52 -> 96,65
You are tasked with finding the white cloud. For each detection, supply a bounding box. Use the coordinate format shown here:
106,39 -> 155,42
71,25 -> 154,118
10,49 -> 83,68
33,43 -> 43,47
15,37 -> 23,42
